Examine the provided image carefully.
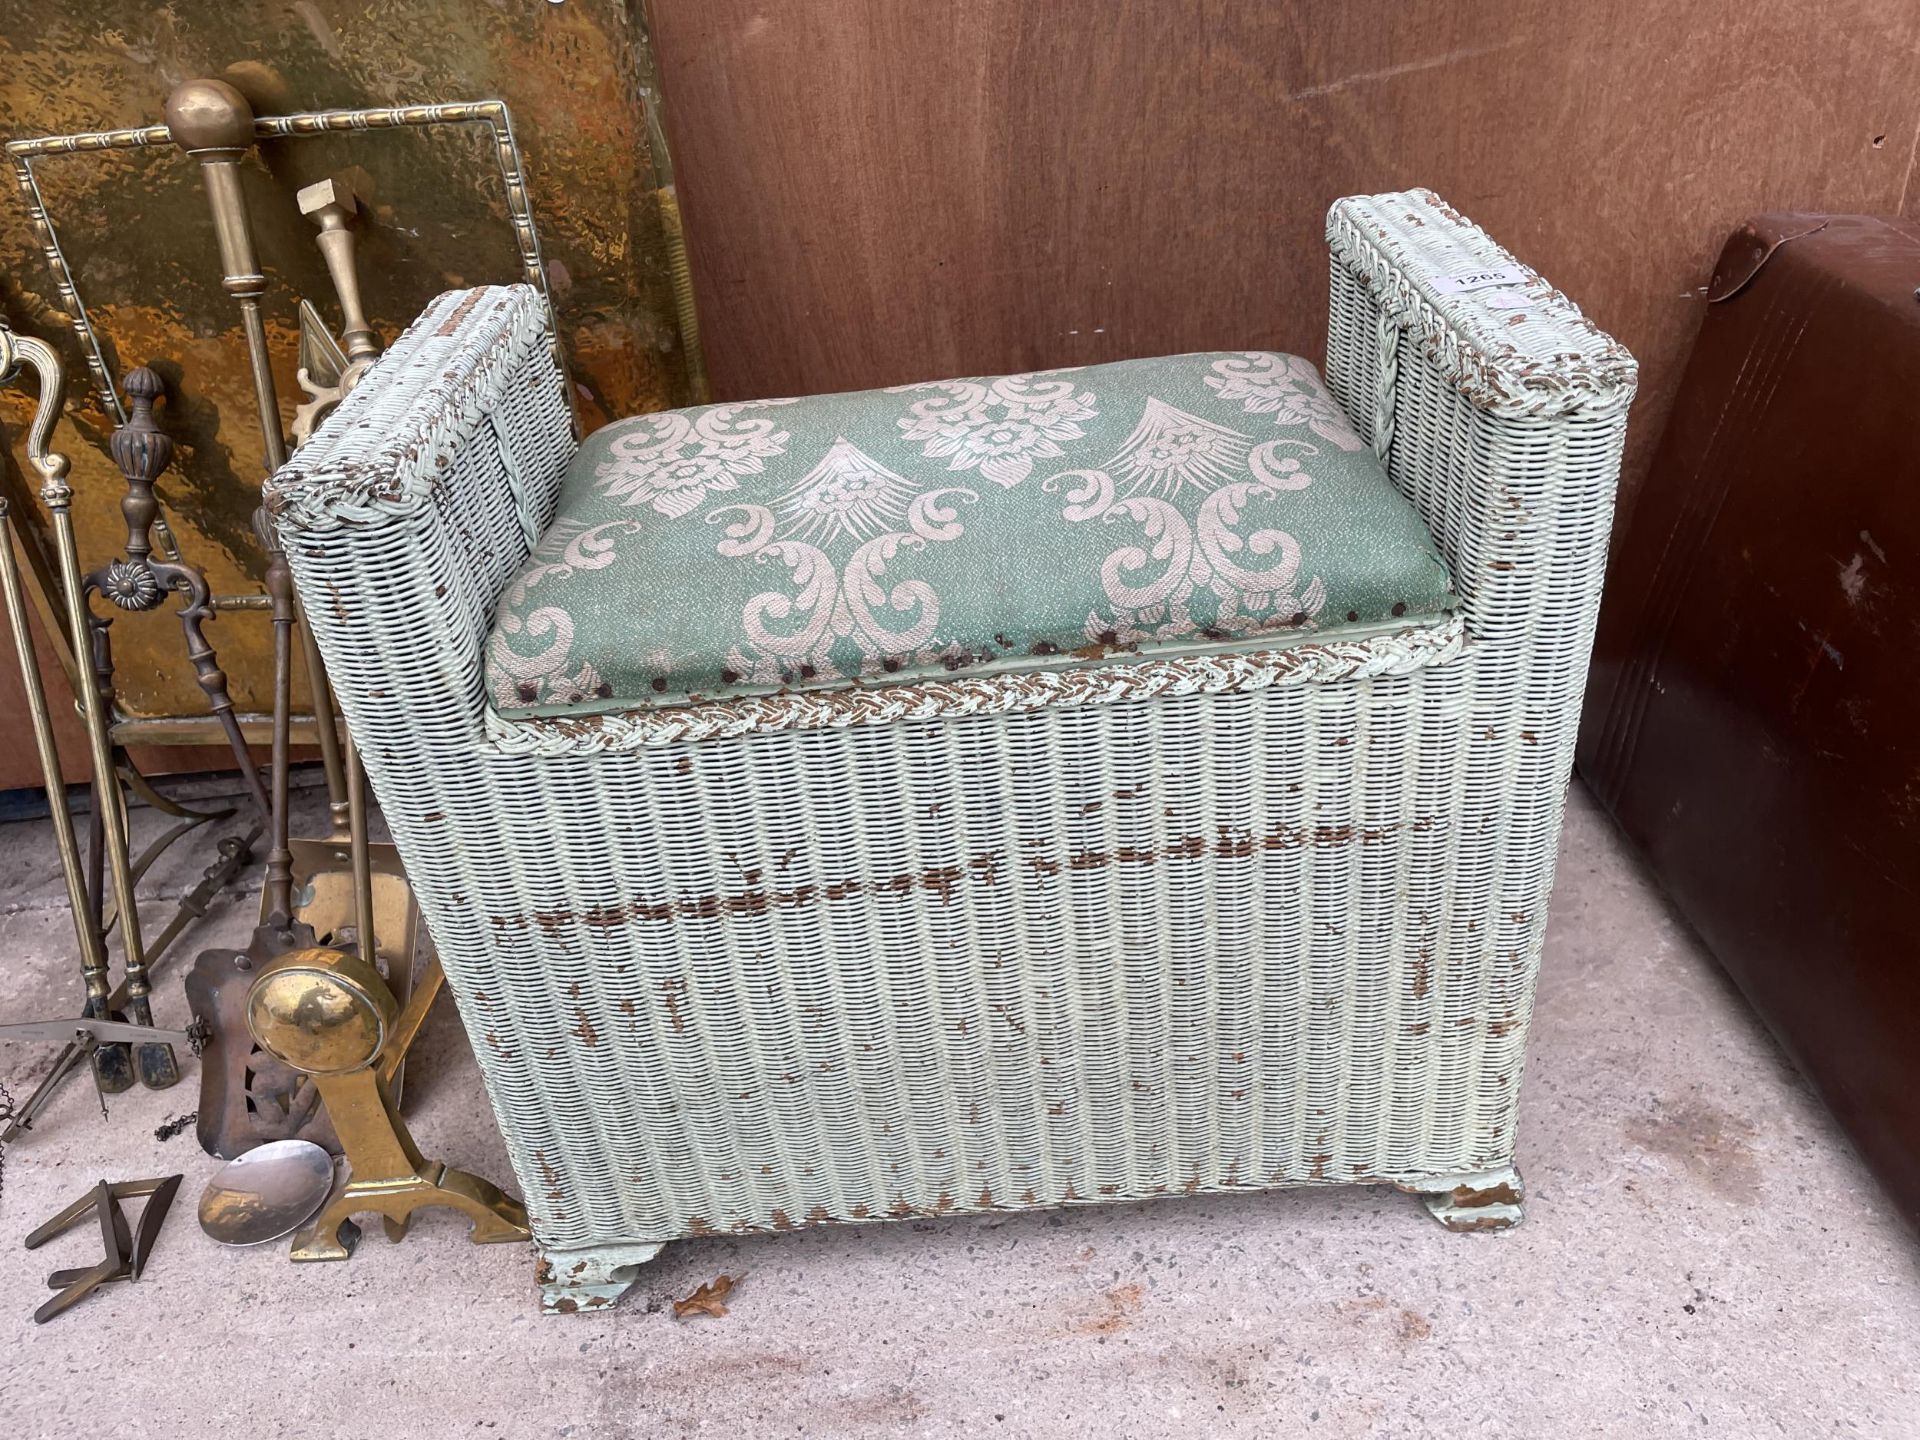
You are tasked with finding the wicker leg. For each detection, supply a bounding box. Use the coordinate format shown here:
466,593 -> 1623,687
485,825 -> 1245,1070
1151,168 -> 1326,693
535,1240 -> 664,1315
1411,1166 -> 1526,1233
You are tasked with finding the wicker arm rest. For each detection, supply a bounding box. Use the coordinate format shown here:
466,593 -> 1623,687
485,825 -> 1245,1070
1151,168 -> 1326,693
1322,190 -> 1638,989
1323,190 -> 1637,665
265,287 -> 573,748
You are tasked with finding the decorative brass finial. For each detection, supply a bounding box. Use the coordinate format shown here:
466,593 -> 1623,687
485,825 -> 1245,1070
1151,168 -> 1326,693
106,367 -> 171,572
163,78 -> 256,155
298,173 -> 381,366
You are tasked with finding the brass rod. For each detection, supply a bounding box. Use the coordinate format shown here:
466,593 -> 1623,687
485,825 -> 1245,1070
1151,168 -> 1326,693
49,470 -> 171,1078
344,729 -> 377,963
261,549 -> 296,933
0,497 -> 113,1026
111,711 -> 322,746
0,333 -> 109,1009
193,158 -> 286,470
166,78 -> 349,818
296,606 -> 349,822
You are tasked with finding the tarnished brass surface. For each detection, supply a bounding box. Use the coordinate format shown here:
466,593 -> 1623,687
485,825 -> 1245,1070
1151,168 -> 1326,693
0,323 -> 129,1092
246,944 -> 394,1076
155,75 -> 353,816
0,2 -> 698,738
242,945 -> 530,1262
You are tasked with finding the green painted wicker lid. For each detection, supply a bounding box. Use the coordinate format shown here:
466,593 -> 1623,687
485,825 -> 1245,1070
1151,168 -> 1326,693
485,349 -> 1455,718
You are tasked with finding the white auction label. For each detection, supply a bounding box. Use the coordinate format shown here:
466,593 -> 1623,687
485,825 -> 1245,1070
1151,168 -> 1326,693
1432,265 -> 1528,295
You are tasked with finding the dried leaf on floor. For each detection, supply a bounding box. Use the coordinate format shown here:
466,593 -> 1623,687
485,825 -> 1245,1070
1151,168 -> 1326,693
672,1273 -> 737,1319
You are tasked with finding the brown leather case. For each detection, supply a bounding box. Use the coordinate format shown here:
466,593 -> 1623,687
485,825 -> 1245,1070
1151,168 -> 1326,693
1580,212 -> 1920,1229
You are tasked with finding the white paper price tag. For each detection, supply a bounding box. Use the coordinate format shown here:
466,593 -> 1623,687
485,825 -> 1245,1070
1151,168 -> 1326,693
1432,265 -> 1527,295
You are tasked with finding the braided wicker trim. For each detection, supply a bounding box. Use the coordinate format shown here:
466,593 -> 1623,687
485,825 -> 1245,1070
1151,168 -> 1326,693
1328,189 -> 1637,419
266,286 -> 544,533
483,615 -> 1469,753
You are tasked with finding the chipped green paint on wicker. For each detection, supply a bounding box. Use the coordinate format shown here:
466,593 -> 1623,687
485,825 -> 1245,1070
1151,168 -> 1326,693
264,189 -> 1635,1313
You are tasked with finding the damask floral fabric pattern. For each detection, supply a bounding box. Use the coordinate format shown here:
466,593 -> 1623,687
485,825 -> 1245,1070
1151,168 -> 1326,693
487,351 -> 1454,716
890,370 -> 1098,488
591,399 -> 797,517
1204,352 -> 1367,451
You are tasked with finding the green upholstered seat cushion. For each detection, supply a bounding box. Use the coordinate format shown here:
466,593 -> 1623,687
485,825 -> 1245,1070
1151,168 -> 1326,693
485,351 -> 1455,717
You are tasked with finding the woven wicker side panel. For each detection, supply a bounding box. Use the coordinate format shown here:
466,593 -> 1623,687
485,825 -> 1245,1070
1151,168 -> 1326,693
275,292 -> 590,1241
464,666 -> 1519,1246
1325,257 -> 1385,452
1324,243 -> 1629,1198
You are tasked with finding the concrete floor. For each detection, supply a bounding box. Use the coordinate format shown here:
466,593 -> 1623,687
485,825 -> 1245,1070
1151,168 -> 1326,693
0,779 -> 1913,1439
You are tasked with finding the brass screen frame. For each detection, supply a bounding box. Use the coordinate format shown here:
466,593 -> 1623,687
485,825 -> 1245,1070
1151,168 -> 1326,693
6,100 -> 561,745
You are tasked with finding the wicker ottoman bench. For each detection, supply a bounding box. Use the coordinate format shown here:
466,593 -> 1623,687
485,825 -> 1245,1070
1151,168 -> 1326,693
267,188 -> 1635,1312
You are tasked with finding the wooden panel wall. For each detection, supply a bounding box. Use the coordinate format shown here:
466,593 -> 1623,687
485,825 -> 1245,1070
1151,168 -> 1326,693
649,0 -> 1920,522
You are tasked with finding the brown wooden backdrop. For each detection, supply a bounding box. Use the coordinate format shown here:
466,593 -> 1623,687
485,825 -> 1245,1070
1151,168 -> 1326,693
7,1 -> 1917,787
647,0 -> 1920,528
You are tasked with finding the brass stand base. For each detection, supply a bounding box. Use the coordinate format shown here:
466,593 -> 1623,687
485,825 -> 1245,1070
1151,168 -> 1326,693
244,946 -> 531,1266
291,1159 -> 530,1262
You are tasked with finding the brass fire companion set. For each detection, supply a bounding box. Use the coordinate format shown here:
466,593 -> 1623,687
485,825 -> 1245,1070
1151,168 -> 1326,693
3,76 -> 547,1318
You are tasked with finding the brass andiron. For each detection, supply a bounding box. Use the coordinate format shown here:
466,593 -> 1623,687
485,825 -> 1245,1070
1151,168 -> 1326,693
244,945 -> 531,1262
